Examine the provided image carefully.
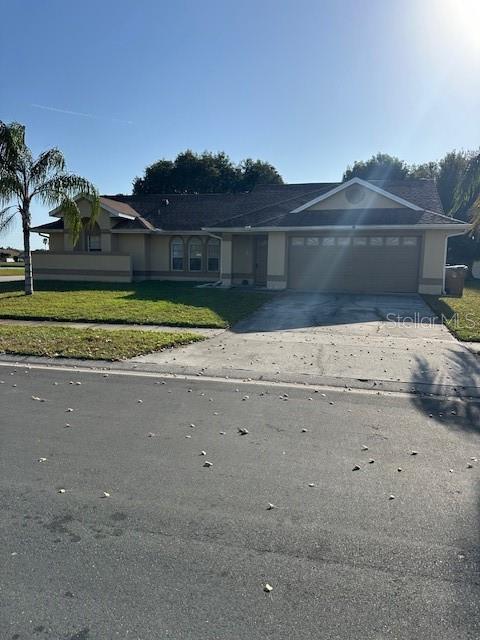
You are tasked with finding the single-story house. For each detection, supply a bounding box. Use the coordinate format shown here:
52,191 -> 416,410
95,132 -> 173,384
31,177 -> 470,294
0,248 -> 22,263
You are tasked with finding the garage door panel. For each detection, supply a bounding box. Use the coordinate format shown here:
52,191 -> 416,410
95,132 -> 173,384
288,235 -> 420,293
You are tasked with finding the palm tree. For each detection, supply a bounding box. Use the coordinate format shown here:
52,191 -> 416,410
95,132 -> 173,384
0,121 -> 99,295
452,151 -> 480,227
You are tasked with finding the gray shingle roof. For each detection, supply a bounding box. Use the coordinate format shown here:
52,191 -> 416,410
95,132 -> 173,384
35,179 -> 467,233
251,179 -> 445,214
106,179 -> 461,230
31,219 -> 64,231
259,208 -> 464,228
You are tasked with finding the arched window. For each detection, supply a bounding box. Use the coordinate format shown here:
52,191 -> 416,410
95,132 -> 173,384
171,237 -> 184,271
207,238 -> 220,272
87,222 -> 101,252
188,237 -> 203,272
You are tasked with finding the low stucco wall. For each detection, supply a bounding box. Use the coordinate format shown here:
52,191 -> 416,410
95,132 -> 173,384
32,251 -> 132,282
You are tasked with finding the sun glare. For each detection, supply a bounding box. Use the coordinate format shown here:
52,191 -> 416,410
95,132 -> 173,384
442,0 -> 480,53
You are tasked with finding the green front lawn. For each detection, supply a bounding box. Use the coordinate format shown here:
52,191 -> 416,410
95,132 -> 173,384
0,268 -> 24,276
0,281 -> 269,328
424,281 -> 480,341
0,325 -> 203,361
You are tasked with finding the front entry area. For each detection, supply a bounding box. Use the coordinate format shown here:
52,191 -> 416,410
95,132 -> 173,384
254,235 -> 268,286
287,234 -> 421,293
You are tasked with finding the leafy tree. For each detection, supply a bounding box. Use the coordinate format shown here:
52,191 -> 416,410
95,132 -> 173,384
133,159 -> 174,195
343,149 -> 479,217
133,150 -> 282,194
343,149 -> 480,267
437,151 -> 473,217
239,158 -> 283,191
343,153 -> 409,181
408,161 -> 439,179
447,151 -> 480,267
0,121 -> 99,295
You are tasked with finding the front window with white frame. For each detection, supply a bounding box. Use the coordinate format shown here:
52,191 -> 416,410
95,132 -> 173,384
189,237 -> 203,272
207,238 -> 220,272
171,237 -> 184,271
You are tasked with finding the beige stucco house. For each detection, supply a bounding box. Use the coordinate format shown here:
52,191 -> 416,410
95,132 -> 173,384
32,178 -> 469,294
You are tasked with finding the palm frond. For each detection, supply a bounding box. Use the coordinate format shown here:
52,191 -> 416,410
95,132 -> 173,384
0,121 -> 31,172
469,204 -> 480,234
34,173 -> 99,227
0,175 -> 22,205
29,148 -> 66,186
452,153 -> 480,217
35,173 -> 98,202
0,205 -> 17,234
59,197 -> 83,245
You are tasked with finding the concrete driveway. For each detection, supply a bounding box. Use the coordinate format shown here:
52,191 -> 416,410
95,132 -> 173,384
134,292 -> 480,394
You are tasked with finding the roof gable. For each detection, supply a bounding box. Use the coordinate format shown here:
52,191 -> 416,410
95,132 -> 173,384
290,178 -> 422,213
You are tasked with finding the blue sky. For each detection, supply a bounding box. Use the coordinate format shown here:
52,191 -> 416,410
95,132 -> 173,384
1,0 -> 479,249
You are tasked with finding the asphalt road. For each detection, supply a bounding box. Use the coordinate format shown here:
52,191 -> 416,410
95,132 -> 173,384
1,365 -> 479,639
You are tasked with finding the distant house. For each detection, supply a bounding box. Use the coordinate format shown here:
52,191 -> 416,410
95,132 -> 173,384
0,248 -> 22,263
31,178 -> 470,294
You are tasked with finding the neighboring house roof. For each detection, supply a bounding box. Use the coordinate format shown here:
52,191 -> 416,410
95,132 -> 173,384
34,179 -> 468,234
0,247 -> 21,256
